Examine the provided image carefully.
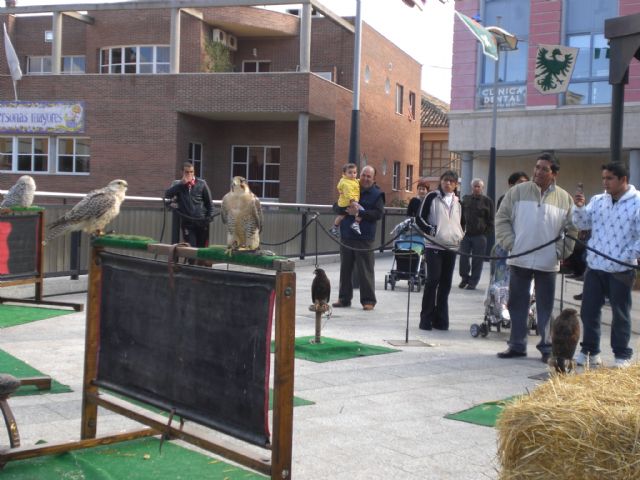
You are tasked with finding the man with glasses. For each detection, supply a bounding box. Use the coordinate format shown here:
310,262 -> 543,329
165,162 -> 213,251
495,152 -> 577,363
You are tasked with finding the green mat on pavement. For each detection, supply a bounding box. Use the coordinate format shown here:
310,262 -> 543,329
444,396 -> 518,427
0,304 -> 73,328
0,437 -> 267,479
272,336 -> 400,363
0,348 -> 72,396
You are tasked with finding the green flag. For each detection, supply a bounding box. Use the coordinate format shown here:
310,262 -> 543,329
455,12 -> 498,61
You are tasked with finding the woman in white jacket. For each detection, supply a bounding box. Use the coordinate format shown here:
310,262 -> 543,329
415,170 -> 464,330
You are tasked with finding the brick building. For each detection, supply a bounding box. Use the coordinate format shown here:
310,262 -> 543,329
0,0 -> 421,205
450,0 -> 640,200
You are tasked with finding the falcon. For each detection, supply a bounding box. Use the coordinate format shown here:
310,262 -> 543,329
43,179 -> 128,245
221,176 -> 263,251
1,175 -> 36,208
311,268 -> 331,307
549,308 -> 580,374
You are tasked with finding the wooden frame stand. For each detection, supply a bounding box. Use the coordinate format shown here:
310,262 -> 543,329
0,241 -> 296,479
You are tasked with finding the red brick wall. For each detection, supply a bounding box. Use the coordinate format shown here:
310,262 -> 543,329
451,0 -> 481,111
527,0 -> 562,107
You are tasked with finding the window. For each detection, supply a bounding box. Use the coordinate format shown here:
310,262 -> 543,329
58,137 -> 90,174
392,161 -> 401,190
395,84 -> 404,114
408,91 -> 416,121
564,0 -> 617,105
100,46 -> 170,74
481,0 -> 530,85
232,145 -> 280,199
242,61 -> 271,72
0,137 -> 49,173
405,164 -> 414,192
188,142 -> 203,177
27,56 -> 52,75
27,55 -> 85,74
421,141 -> 460,178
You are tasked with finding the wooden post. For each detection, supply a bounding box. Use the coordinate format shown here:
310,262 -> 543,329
80,246 -> 102,439
35,211 -> 45,302
270,270 -> 295,480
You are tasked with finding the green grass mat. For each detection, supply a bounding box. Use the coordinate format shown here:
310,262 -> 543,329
272,336 -> 400,363
0,348 -> 72,396
0,437 -> 267,479
444,396 -> 518,427
0,304 -> 72,328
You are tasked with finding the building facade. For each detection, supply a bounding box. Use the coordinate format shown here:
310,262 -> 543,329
0,1 -> 421,205
450,0 -> 640,201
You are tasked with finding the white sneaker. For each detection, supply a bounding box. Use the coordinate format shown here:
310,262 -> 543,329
350,222 -> 362,234
575,351 -> 602,367
614,358 -> 632,368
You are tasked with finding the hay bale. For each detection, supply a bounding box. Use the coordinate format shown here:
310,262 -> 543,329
497,363 -> 640,480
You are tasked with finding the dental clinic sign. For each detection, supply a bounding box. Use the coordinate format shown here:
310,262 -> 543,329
0,101 -> 85,134
477,85 -> 526,109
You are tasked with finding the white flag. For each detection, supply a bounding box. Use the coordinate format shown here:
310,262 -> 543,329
3,22 -> 23,83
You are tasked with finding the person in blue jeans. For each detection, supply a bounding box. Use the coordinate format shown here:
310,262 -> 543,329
572,162 -> 640,368
495,153 -> 577,363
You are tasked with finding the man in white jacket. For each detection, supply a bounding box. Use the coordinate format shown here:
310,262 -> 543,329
495,153 -> 577,363
572,162 -> 640,368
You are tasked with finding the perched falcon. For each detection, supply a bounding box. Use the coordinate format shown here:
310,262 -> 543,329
221,176 -> 263,251
311,268 -> 331,307
43,179 -> 128,245
1,175 -> 36,208
549,308 -> 580,374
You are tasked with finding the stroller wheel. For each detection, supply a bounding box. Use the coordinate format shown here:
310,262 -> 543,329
480,323 -> 489,337
470,324 -> 481,338
384,275 -> 389,290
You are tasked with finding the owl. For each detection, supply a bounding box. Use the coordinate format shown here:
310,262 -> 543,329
221,176 -> 263,251
549,308 -> 581,374
1,175 -> 36,208
44,179 -> 128,245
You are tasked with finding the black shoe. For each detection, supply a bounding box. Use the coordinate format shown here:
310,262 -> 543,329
465,284 -> 477,290
573,293 -> 583,301
332,301 -> 351,308
541,353 -> 551,364
432,325 -> 449,331
497,348 -> 527,359
419,323 -> 432,331
458,280 -> 468,289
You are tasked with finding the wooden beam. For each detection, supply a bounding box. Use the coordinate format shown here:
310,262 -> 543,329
88,392 -> 272,476
0,429 -> 157,465
270,270 -> 296,480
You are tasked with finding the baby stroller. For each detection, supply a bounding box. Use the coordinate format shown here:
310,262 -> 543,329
470,244 -> 537,338
384,220 -> 426,292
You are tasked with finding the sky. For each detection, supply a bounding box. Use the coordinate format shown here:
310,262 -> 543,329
14,0 -> 456,103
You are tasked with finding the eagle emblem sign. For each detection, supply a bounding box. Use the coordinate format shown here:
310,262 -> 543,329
534,44 -> 579,95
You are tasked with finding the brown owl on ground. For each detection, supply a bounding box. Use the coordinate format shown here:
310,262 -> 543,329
221,176 -> 263,252
549,308 -> 581,373
311,268 -> 331,307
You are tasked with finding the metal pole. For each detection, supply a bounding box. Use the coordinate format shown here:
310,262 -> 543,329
488,50 -> 499,206
348,0 -> 362,169
610,75 -> 626,163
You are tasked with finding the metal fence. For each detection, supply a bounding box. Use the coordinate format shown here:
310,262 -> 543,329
27,193 -> 408,277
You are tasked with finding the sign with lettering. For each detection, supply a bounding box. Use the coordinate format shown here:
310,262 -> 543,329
477,85 -> 526,109
0,101 -> 85,134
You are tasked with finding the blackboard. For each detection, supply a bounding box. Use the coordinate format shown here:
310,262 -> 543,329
0,214 -> 39,280
95,252 -> 276,446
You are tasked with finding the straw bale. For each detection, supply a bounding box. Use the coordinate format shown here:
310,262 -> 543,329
497,363 -> 640,480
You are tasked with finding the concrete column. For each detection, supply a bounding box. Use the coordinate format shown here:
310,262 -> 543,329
296,113 -> 309,203
460,151 -> 473,196
299,3 -> 311,72
51,12 -> 62,74
170,8 -> 181,74
630,149 -> 640,188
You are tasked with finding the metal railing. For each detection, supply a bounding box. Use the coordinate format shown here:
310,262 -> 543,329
1,191 -> 407,277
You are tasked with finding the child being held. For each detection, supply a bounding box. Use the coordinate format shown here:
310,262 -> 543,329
330,163 -> 363,236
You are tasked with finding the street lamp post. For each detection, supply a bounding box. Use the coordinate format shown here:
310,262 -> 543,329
348,0 -> 363,169
485,24 -> 518,208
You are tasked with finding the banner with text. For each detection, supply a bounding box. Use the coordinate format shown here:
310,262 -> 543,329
0,101 -> 85,134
